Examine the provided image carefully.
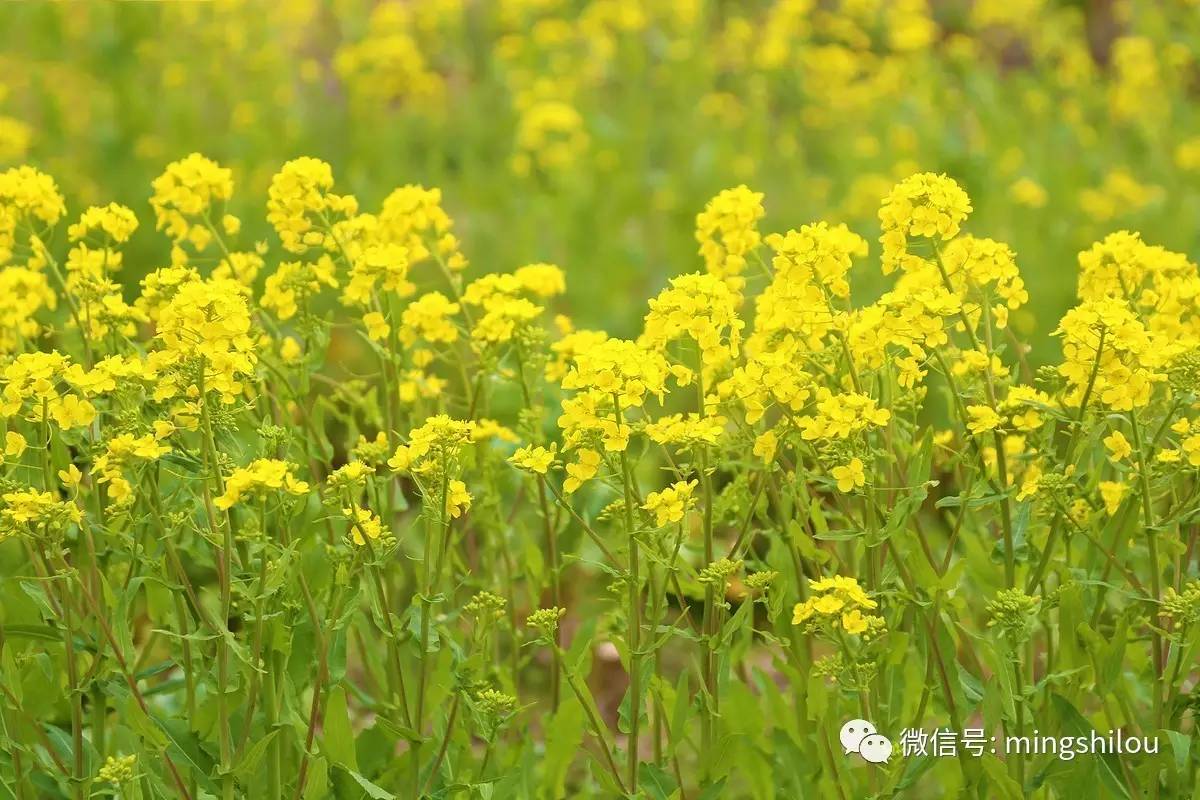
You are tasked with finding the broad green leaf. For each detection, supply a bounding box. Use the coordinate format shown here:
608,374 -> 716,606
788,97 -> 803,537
980,754 -> 1023,799
234,730 -> 279,781
322,684 -> 358,771
303,757 -> 329,800
1162,729 -> 1190,781
639,762 -> 678,800
540,697 -> 584,799
1049,693 -> 1131,800
341,767 -> 395,799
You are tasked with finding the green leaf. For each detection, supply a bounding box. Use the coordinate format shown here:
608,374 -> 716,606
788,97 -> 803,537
876,482 -> 930,546
787,520 -> 828,565
342,767 -> 396,799
235,730 -> 279,781
0,624 -> 60,643
322,685 -> 358,771
540,697 -> 584,799
811,528 -> 863,542
669,671 -> 691,757
372,715 -> 423,744
908,429 -> 934,486
639,762 -> 678,800
303,757 -> 329,800
805,672 -> 827,722
617,657 -> 653,735
1049,693 -> 1131,800
959,669 -> 984,705
807,498 -> 828,537
980,754 -> 1023,799
894,753 -> 936,791
1163,729 -> 1191,781
696,778 -> 727,800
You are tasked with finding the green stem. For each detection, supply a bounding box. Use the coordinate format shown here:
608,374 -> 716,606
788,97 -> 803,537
419,692 -> 460,796
932,247 -> 1016,588
555,646 -> 627,794
537,476 -> 561,710
619,440 -> 642,793
1129,412 -> 1164,732
197,367 -> 235,800
694,349 -> 718,779
414,467 -> 450,797
60,557 -> 85,800
264,652 -> 282,800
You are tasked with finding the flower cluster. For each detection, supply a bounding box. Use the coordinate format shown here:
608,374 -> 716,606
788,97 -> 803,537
149,153 -> 235,249
695,185 -> 764,292
641,479 -> 697,526
216,459 -> 309,510
792,576 -> 884,638
879,172 -> 973,273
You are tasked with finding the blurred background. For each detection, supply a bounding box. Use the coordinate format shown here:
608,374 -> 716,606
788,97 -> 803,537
2,0 -> 1198,364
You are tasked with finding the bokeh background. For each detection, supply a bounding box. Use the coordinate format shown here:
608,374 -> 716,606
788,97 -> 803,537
2,0 -> 1199,363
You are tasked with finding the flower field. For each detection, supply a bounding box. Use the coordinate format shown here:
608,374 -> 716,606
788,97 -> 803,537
2,2 -> 1200,799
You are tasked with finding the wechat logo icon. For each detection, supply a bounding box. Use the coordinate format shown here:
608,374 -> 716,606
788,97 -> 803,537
840,719 -> 893,764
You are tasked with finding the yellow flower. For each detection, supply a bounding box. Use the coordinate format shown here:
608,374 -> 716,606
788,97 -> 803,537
387,415 -> 474,477
642,272 -> 745,361
149,153 -> 233,246
813,594 -> 845,614
155,278 -> 257,402
797,391 -> 891,441
1103,430 -> 1132,462
472,419 -> 519,443
2,489 -> 81,536
363,311 -> 391,342
267,157 -> 357,255
68,203 -> 139,244
280,337 -> 303,364
879,172 -> 973,273
375,184 -> 462,270
401,292 -> 460,345
793,574 -> 883,638
764,222 -> 867,299
58,464 -> 82,488
512,100 -> 588,176
48,395 -> 97,430
4,431 -> 26,458
0,165 -> 66,229
344,505 -> 384,546
1157,449 -> 1182,464
753,430 -> 777,463
97,754 -> 137,785
471,296 -> 543,345
644,414 -> 725,448
1054,297 -> 1163,412
564,449 -> 602,494
509,444 -> 557,475
1099,481 -> 1127,516
1008,178 -> 1048,209
216,459 -> 309,510
966,405 -> 1001,435
695,185 -> 764,291
641,480 -> 698,526
830,458 -> 866,493
261,259 -> 338,320
445,479 -> 472,518
343,244 -> 414,306
514,263 -> 566,297
841,609 -> 868,635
